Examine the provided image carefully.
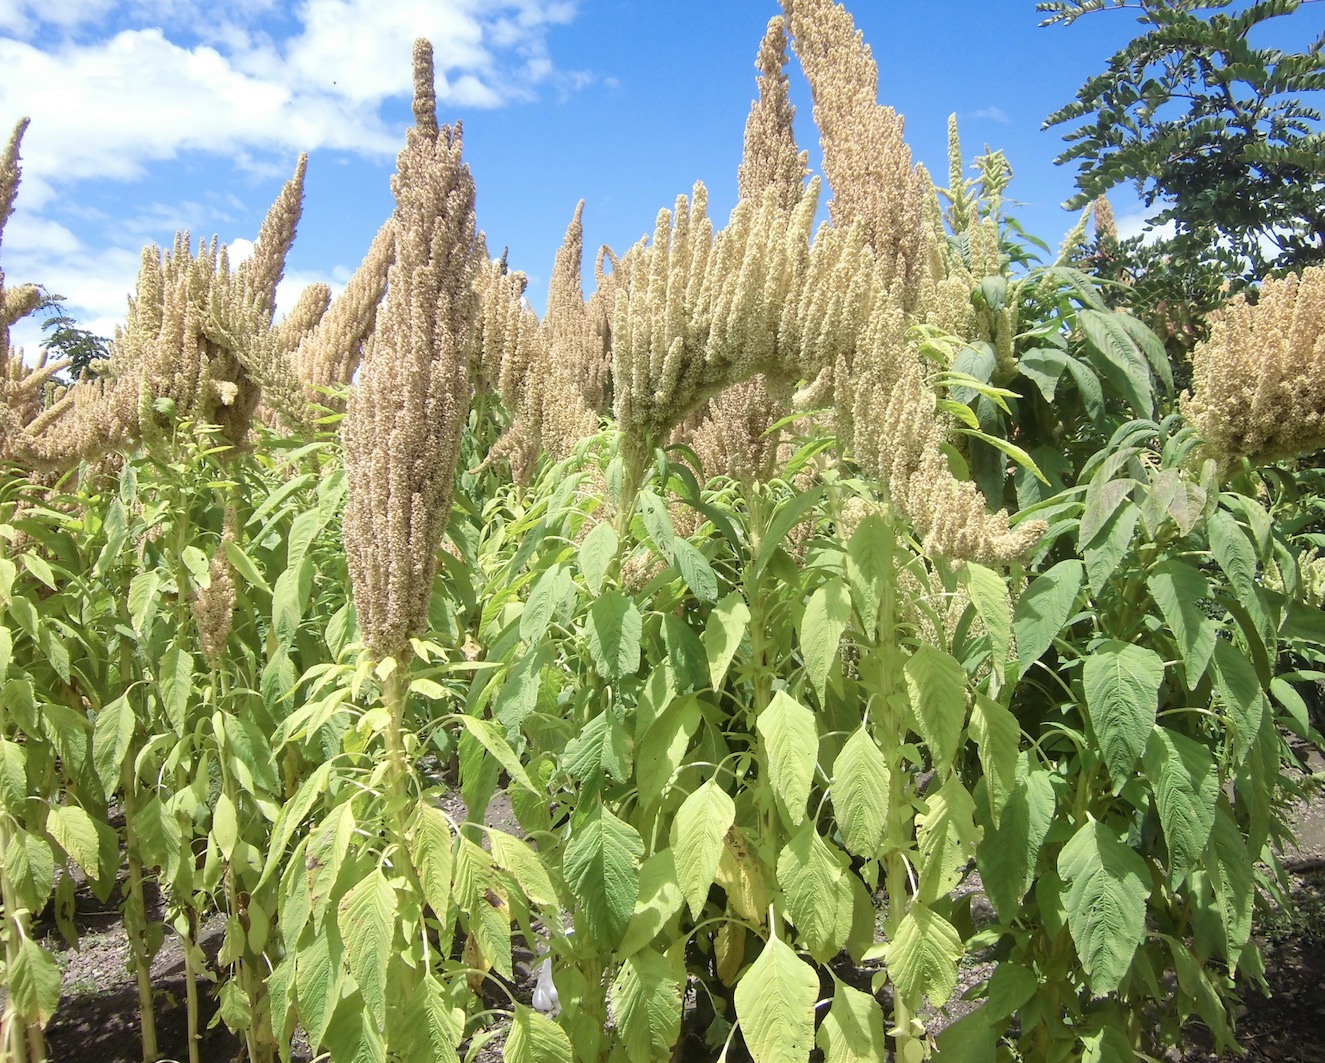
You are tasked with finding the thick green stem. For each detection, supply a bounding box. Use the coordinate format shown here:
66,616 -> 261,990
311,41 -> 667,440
0,815 -> 32,1063
122,777 -> 160,1063
180,908 -> 202,1063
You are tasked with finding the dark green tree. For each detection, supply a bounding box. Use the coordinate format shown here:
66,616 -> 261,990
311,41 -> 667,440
35,288 -> 110,378
1042,0 -> 1325,288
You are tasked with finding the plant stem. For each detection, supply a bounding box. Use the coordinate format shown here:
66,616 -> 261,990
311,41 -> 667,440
121,768 -> 161,1063
0,817 -> 32,1063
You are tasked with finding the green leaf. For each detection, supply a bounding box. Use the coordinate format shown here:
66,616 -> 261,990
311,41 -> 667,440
212,791 -> 239,859
635,696 -> 701,809
1143,727 -> 1218,886
586,590 -> 643,680
800,576 -> 851,702
963,563 -> 1013,666
272,555 -> 314,647
1082,640 -> 1164,790
1080,308 -> 1154,418
638,489 -> 675,558
916,776 -> 979,904
959,429 -> 1049,484
259,762 -> 333,890
409,803 -> 455,927
817,979 -> 887,1063
4,829 -> 54,914
8,938 -> 61,1027
488,829 -> 559,908
90,689 -> 134,800
933,1008 -> 998,1063
734,934 -> 819,1063
395,973 -> 463,1063
1057,819 -> 1149,996
339,869 -> 396,1031
609,947 -> 685,1063
845,514 -> 891,640
1018,347 -> 1068,402
563,804 -> 643,950
977,765 -> 1056,921
47,804 -> 103,882
1209,640 -> 1267,766
618,850 -> 685,958
521,564 -> 570,645
671,780 -> 735,919
159,641 -> 194,736
127,570 -> 161,636
883,903 -> 964,1008
1084,504 -> 1140,595
1208,510 -> 1258,601
703,592 -> 749,689
0,736 -> 26,815
578,521 -> 619,597
505,1004 -> 573,1063
673,538 -> 718,602
831,726 -> 889,859
295,926 -> 343,1050
776,823 -> 855,963
131,793 -> 182,882
1014,559 -> 1084,680
1146,561 -> 1216,688
756,690 -> 818,828
754,485 -> 824,577
223,539 -> 272,594
564,710 -> 631,786
903,645 -> 967,779
969,694 -> 1020,827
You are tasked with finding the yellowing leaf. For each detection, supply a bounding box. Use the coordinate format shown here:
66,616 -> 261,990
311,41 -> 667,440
714,828 -> 770,926
776,824 -> 855,963
338,869 -> 396,1030
915,776 -> 979,904
505,1004 -> 573,1063
734,934 -> 819,1063
817,979 -> 886,1063
904,645 -> 967,779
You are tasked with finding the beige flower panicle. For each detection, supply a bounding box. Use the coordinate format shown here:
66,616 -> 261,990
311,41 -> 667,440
738,16 -> 808,211
341,38 -> 482,660
1184,265 -> 1325,471
289,221 -> 395,399
1094,196 -> 1117,243
782,0 -> 934,311
474,249 -> 537,409
192,508 -> 239,669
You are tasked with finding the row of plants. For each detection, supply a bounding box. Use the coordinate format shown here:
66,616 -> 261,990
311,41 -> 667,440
2,2 -> 1323,1061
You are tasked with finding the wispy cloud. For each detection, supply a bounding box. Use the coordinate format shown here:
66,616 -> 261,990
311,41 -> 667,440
966,106 -> 1011,125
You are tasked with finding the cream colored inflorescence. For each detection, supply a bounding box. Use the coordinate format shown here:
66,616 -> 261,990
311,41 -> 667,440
340,39 -> 482,661
1183,265 -> 1325,472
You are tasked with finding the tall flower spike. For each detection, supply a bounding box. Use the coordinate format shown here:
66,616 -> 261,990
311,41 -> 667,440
738,16 -> 807,210
1184,265 -> 1325,472
783,0 -> 933,308
341,38 -> 482,660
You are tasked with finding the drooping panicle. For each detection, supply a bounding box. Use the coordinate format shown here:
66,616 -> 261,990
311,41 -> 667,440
341,38 -> 482,660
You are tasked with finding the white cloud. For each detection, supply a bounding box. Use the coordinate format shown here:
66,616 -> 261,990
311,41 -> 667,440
966,106 -> 1010,125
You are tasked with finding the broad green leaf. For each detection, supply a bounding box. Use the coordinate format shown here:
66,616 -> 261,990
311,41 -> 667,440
492,644 -> 549,740
916,776 -> 979,904
883,903 -> 964,1008
903,645 -> 967,779
1208,510 -> 1258,601
505,1004 -> 573,1063
272,555 -> 314,647
1080,308 -> 1154,418
776,823 -> 855,963
800,576 -> 851,702
4,829 -> 54,914
0,736 -> 26,814
8,939 -> 61,1027
960,428 -> 1048,484
128,570 -> 161,636
180,544 -> 211,591
817,979 -> 887,1063
563,804 -> 643,950
564,710 -> 631,786
521,564 -> 570,644
339,869 -> 396,1030
458,716 -> 538,794
1080,477 -> 1134,549
587,590 -> 643,680
703,592 -> 749,689
618,850 -> 685,958
1143,727 -> 1218,886
47,804 -> 102,881
90,689 -> 134,800
663,613 -> 708,693
223,711 -> 280,795
609,947 -> 685,1063
845,514 -> 891,639
754,485 -> 824,577
578,521 -> 618,597
638,489 -> 675,558
320,994 -> 385,1063
1204,805 -> 1254,966
963,562 -> 1013,666
969,693 -> 1020,826
159,641 -> 194,735
734,934 -> 819,1063
259,761 -> 332,890
409,803 -> 455,927
671,780 -> 735,919
1147,561 -> 1216,688
1084,504 -> 1139,595
977,765 -> 1056,921
756,690 -> 818,827
395,972 -> 463,1063
223,539 -> 271,594
831,726 -> 889,858
985,961 -> 1038,1020
1014,560 -> 1083,680
933,1007 -> 998,1063
1209,640 -> 1267,766
635,696 -> 701,808
1057,820 -> 1149,996
673,538 -> 718,602
0,623 -> 10,682
1082,640 -> 1164,790
131,793 -> 182,882
488,829 -> 558,908
212,791 -> 239,859
20,551 -> 56,590
1115,312 -> 1173,394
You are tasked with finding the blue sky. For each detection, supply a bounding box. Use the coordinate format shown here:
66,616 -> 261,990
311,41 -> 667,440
1,0 -> 1320,359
